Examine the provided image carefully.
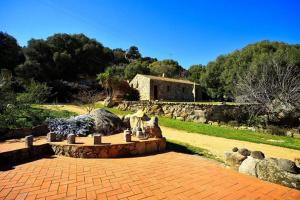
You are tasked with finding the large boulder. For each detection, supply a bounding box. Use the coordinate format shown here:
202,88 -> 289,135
90,109 -> 124,135
239,156 -> 261,176
256,158 -> 300,189
224,152 -> 247,170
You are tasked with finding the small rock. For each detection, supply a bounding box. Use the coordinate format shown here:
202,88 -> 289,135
251,151 -> 265,160
176,117 -> 184,121
225,152 -> 247,170
232,147 -> 239,152
238,148 -> 251,156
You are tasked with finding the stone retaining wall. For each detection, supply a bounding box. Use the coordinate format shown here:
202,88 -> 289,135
0,144 -> 53,164
50,138 -> 166,158
117,101 -> 249,123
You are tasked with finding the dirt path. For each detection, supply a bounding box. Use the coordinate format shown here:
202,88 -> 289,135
42,104 -> 300,161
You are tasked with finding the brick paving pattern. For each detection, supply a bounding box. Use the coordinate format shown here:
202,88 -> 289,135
0,152 -> 299,200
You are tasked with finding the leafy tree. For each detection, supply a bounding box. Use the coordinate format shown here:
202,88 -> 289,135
149,59 -> 183,78
124,60 -> 150,80
187,64 -> 205,83
18,80 -> 51,104
0,32 -> 24,71
112,48 -> 128,64
201,41 -> 300,100
97,66 -> 123,98
125,46 -> 141,61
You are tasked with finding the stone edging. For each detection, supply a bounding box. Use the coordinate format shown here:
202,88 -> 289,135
49,138 -> 166,158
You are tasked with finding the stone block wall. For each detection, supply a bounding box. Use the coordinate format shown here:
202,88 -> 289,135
50,138 -> 166,158
0,125 -> 49,141
118,101 -> 249,123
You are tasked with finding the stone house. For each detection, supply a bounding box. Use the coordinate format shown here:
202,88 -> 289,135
130,74 -> 202,101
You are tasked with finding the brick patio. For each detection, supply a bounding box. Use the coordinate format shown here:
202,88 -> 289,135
0,152 -> 299,200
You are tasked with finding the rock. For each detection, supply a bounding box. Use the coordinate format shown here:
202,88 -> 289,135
256,158 -> 300,189
90,109 -> 124,135
144,117 -> 163,138
67,134 -> 75,144
104,97 -> 114,108
225,152 -> 247,170
251,151 -> 265,160
232,147 -> 239,152
239,156 -> 261,177
122,114 -> 131,129
176,117 -> 184,121
278,159 -> 300,174
295,158 -> 300,168
238,148 -> 251,156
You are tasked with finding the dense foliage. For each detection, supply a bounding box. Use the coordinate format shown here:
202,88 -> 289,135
200,41 -> 300,100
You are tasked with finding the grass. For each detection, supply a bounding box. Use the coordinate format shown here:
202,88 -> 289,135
166,139 -> 224,163
160,101 -> 241,105
159,117 -> 300,150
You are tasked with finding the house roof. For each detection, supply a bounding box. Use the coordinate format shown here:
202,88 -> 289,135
135,74 -> 200,85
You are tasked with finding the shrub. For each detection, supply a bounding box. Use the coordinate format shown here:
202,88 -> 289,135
46,115 -> 94,140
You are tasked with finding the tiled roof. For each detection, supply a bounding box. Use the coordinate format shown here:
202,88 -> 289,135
136,74 -> 199,85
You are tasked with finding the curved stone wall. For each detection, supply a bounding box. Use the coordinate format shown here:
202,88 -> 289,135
49,138 -> 166,158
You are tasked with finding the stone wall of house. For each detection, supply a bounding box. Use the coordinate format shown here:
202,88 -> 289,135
118,101 -> 249,123
149,79 -> 202,101
0,125 -> 49,141
130,75 -> 151,100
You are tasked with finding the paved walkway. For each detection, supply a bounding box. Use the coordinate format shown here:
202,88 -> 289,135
0,152 -> 299,200
162,127 -> 300,161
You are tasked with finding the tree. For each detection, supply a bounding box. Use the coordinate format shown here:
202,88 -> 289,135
125,46 -> 141,61
124,60 -> 150,80
75,89 -> 102,114
149,59 -> 183,78
235,52 -> 300,126
187,64 -> 205,83
0,32 -> 24,71
201,41 -> 300,100
97,66 -> 123,99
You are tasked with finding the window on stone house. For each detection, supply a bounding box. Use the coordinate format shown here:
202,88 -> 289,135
182,87 -> 185,93
167,85 -> 170,92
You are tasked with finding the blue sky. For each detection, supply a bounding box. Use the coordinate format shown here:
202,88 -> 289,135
1,0 -> 300,68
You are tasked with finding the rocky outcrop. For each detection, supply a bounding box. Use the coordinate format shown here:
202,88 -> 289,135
91,109 -> 124,135
226,147 -> 300,190
256,158 -> 300,189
